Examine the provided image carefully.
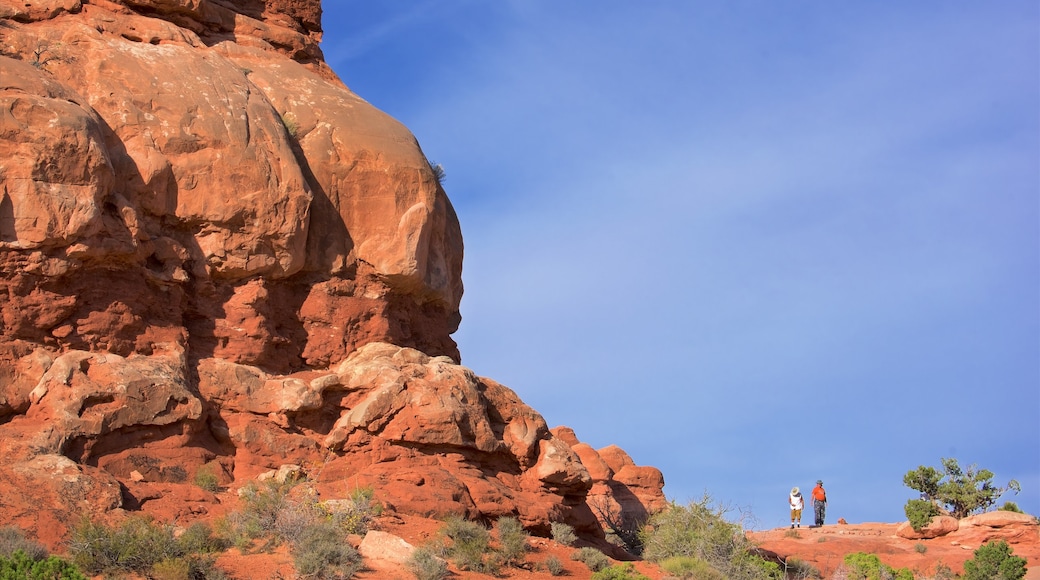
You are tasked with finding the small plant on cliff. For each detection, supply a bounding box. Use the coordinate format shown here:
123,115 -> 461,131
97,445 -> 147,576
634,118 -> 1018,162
430,162 -> 446,187
281,113 -> 300,138
961,540 -> 1027,580
903,457 -> 1020,519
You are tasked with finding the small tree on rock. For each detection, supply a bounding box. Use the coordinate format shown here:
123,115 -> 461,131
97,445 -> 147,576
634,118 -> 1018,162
903,458 -> 1020,519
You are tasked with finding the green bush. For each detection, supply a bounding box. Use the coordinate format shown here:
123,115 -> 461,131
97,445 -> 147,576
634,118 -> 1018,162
176,522 -> 228,554
961,540 -> 1026,580
291,520 -> 362,580
781,557 -> 821,580
572,547 -> 610,572
550,521 -> 577,546
495,517 -> 528,566
544,554 -> 565,576
69,516 -> 179,575
999,501 -> 1023,513
328,487 -> 382,536
905,499 -> 941,532
591,562 -> 651,580
841,552 -> 913,580
903,458 -> 1020,519
638,495 -> 778,580
407,546 -> 448,580
193,468 -> 220,493
440,516 -> 497,573
0,527 -> 48,560
68,516 -> 229,579
0,551 -> 86,580
660,555 -> 725,579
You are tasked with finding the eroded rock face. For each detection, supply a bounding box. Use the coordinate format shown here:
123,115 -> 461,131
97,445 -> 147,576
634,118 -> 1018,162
0,0 -> 663,547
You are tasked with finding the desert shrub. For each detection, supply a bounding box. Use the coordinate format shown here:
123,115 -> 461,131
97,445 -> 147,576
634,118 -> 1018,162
430,162 -> 446,186
544,554 -> 565,576
591,562 -> 652,580
781,557 -> 821,580
407,545 -> 448,580
590,497 -> 645,554
784,528 -> 801,539
193,468 -> 220,493
903,458 -> 1020,519
328,487 -> 382,536
0,527 -> 48,560
0,551 -> 86,580
639,495 -> 778,580
550,521 -> 577,546
927,561 -> 956,580
495,517 -> 528,566
69,516 -> 179,575
145,553 -> 227,580
440,516 -> 497,573
914,542 -> 927,554
961,540 -> 1026,580
291,520 -> 363,580
904,499 -> 941,532
572,546 -> 610,572
68,516 -> 229,579
176,522 -> 228,554
151,557 -> 190,580
219,477 -> 337,551
660,555 -> 725,579
841,552 -> 913,580
281,113 -> 300,138
999,501 -> 1023,513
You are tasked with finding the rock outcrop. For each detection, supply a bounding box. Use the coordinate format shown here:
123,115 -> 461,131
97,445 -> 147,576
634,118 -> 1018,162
0,0 -> 664,548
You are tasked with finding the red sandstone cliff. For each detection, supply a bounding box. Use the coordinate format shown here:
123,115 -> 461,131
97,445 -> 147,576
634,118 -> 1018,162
0,0 -> 664,549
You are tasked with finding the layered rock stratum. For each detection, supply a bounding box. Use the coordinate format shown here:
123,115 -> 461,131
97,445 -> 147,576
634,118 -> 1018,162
0,0 -> 664,549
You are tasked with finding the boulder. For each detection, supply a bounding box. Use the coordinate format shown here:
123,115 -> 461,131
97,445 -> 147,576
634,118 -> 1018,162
896,515 -> 959,539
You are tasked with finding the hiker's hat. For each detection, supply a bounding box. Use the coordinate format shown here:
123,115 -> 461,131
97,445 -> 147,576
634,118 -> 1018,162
791,487 -> 799,495
817,480 -> 823,484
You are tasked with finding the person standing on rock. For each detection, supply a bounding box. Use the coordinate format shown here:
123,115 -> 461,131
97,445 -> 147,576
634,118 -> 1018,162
811,479 -> 827,527
789,486 -> 804,528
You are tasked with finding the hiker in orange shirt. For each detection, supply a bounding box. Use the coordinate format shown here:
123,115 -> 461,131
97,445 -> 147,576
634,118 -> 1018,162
811,480 -> 827,527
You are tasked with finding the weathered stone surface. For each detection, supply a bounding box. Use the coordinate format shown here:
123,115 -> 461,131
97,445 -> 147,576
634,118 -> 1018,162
962,510 -> 1038,528
896,515 -> 959,539
358,530 -> 418,565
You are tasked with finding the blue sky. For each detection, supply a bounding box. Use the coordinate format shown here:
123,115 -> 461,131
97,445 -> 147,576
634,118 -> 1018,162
319,2 -> 1039,529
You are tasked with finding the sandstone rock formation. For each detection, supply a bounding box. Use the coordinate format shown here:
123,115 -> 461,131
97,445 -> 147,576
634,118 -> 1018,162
0,0 -> 664,548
